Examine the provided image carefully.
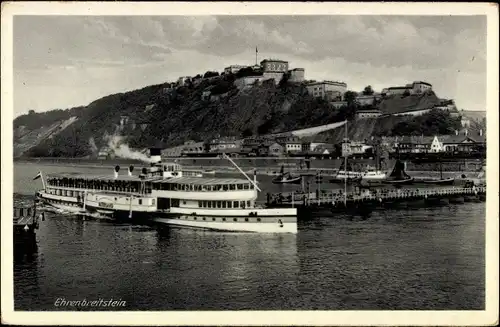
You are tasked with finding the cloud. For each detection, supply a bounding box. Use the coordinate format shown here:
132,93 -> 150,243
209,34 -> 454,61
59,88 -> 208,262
13,15 -> 487,115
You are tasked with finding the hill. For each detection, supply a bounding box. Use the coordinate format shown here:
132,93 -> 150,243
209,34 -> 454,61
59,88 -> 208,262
378,92 -> 441,115
13,75 -> 463,158
311,108 -> 462,144
14,75 -> 351,158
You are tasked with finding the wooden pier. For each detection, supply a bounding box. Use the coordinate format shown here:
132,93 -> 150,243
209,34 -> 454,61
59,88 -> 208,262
14,205 -> 41,250
266,185 -> 486,216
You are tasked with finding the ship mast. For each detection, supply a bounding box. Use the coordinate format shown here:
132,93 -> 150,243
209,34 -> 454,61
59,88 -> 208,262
344,120 -> 348,206
222,153 -> 262,192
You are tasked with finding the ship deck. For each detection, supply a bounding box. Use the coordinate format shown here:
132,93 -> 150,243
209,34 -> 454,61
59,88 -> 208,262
46,174 -> 251,185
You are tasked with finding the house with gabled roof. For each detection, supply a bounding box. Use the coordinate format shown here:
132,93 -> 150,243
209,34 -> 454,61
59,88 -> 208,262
438,134 -> 485,153
396,135 -> 435,153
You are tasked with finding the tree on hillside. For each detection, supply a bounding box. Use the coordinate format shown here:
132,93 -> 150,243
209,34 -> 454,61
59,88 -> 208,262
241,128 -> 253,138
362,85 -> 374,95
278,72 -> 290,89
344,91 -> 358,106
390,108 -> 462,136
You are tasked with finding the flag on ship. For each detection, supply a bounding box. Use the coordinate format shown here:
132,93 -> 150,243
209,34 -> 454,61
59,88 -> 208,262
33,171 -> 42,180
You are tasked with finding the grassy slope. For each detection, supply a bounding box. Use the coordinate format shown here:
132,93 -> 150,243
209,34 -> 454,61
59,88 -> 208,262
14,78 -> 461,157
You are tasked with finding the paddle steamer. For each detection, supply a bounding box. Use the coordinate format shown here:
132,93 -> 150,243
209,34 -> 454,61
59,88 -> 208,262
34,150 -> 297,234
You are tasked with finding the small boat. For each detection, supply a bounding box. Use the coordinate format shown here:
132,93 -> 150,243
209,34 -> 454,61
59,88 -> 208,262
272,173 -> 302,184
272,166 -> 302,184
419,158 -> 454,185
203,169 -> 216,175
384,160 -> 414,185
330,160 -> 362,184
361,166 -> 387,181
421,177 -> 455,185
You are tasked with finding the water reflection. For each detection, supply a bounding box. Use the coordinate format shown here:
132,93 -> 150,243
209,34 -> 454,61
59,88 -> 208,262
154,228 -> 298,309
12,163 -> 485,310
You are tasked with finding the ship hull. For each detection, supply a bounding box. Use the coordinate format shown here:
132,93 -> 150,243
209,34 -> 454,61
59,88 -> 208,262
152,216 -> 297,234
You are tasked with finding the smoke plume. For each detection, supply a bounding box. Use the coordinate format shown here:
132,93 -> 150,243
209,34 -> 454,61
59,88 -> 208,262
89,137 -> 98,154
105,135 -> 153,163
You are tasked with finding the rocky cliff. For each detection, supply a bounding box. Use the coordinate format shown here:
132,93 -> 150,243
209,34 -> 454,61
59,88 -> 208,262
14,75 -> 467,158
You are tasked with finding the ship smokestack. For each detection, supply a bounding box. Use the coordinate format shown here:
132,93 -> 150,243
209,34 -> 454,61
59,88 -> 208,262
114,165 -> 120,179
149,148 -> 162,164
128,165 -> 134,176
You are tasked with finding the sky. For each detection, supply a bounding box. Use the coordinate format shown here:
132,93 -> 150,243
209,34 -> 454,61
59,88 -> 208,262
13,15 -> 487,116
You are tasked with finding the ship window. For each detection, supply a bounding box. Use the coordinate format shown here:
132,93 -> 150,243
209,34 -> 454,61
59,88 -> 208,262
222,201 -> 227,208
237,184 -> 243,190
223,184 -> 228,191
198,201 -> 202,208
257,218 -> 261,222
241,201 -> 246,208
212,217 -> 216,221
139,199 -> 142,205
183,200 -> 186,205
233,201 -> 239,208
152,199 -> 155,205
247,201 -> 251,208
233,218 -> 238,222
203,217 -> 206,221
229,184 -> 236,190
222,218 -> 226,221
194,217 -> 197,220
227,201 -> 232,208
208,201 -> 212,208
250,184 -> 254,190
217,201 -> 222,208
244,184 -> 249,190
245,217 -> 249,222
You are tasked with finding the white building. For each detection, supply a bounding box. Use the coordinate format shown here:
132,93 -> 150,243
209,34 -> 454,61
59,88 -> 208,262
342,140 -> 371,157
385,81 -> 433,96
411,81 -> 433,94
306,81 -> 348,100
224,65 -> 247,74
386,86 -> 412,96
429,136 -> 444,152
288,68 -> 305,83
260,59 -> 289,73
310,142 -> 327,151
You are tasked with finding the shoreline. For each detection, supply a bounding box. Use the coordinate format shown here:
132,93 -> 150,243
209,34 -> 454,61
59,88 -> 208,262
15,160 -> 482,179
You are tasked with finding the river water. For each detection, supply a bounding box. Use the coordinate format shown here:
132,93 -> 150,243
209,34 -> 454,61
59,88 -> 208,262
13,162 -> 485,310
